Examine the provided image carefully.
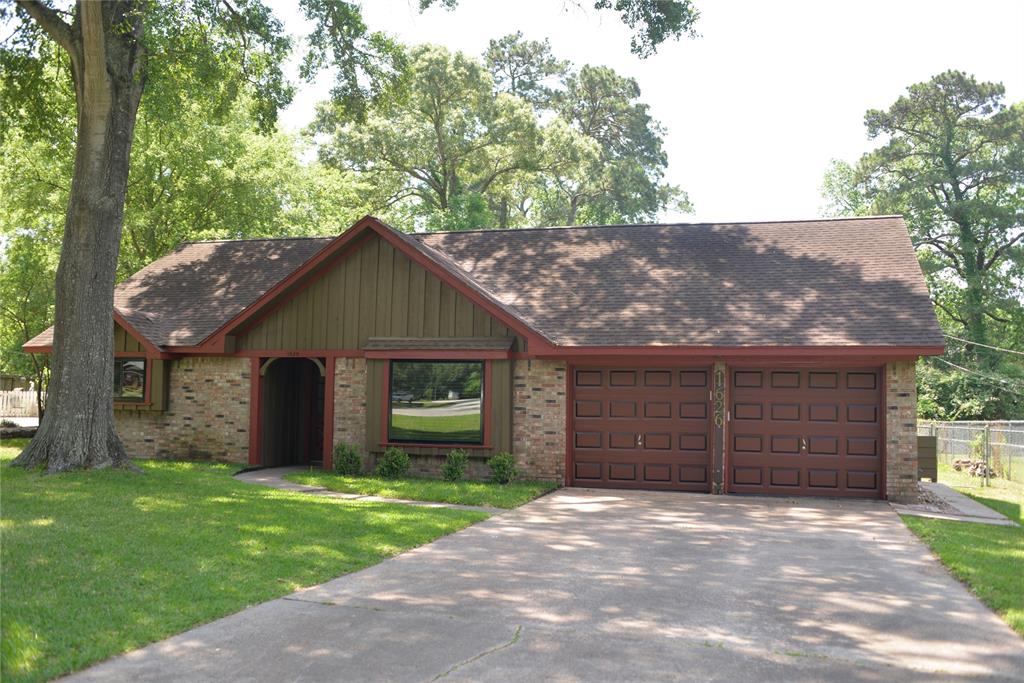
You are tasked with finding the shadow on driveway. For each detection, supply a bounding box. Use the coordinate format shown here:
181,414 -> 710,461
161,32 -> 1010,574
67,489 -> 1024,681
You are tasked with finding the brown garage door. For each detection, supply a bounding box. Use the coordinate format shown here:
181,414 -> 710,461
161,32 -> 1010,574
728,368 -> 883,498
571,367 -> 712,491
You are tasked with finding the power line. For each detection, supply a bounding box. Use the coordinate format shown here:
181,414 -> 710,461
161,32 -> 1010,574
944,333 -> 1024,358
933,357 -> 1024,396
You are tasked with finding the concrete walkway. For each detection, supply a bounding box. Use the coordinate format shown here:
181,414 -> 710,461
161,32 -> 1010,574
234,466 -> 506,515
892,482 -> 1019,527
66,489 -> 1024,682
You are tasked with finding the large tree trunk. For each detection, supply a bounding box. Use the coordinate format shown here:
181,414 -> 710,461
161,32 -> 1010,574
13,1 -> 145,472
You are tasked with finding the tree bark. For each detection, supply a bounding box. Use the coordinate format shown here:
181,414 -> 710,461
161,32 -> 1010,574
13,1 -> 146,472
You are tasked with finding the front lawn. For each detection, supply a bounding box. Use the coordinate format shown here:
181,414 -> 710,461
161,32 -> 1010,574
0,439 -> 486,683
901,464 -> 1023,636
285,470 -> 558,509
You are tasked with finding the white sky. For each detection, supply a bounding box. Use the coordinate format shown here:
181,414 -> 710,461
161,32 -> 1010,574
272,0 -> 1024,224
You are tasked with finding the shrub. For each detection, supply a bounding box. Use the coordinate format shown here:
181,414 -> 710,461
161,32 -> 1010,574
376,446 -> 410,479
488,452 -> 518,484
332,442 -> 363,476
442,449 -> 469,482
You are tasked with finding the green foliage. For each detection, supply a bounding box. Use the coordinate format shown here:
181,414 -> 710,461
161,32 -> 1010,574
442,449 -> 470,482
823,71 -> 1024,419
422,0 -> 700,58
332,442 -> 363,475
916,359 -> 1023,421
0,445 -> 484,682
488,452 -> 518,484
316,38 -> 688,231
0,51 -> 369,379
593,0 -> 700,57
376,446 -> 411,479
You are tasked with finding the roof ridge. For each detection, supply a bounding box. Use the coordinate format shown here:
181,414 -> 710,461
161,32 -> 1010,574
417,215 -> 904,236
179,235 -> 335,245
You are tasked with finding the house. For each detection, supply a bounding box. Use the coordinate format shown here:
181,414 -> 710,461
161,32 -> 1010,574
24,215 -> 943,500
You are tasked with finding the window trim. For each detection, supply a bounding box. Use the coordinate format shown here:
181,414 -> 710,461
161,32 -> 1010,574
382,359 -> 491,449
113,355 -> 150,405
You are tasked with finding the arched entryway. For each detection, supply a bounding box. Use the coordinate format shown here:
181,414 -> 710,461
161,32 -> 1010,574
259,357 -> 325,467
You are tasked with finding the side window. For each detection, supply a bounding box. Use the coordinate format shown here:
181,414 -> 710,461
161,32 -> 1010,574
114,359 -> 146,401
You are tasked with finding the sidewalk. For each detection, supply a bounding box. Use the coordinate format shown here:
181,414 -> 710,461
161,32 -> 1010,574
892,482 -> 1019,526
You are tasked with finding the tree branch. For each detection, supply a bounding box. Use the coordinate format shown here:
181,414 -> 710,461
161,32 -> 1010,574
15,0 -> 76,56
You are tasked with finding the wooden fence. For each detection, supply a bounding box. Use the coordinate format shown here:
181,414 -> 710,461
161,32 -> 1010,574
0,390 -> 42,417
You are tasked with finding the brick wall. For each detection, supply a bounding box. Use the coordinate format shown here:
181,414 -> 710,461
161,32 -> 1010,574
885,360 -> 919,502
115,357 -> 250,463
512,359 -> 566,481
332,357 -> 367,465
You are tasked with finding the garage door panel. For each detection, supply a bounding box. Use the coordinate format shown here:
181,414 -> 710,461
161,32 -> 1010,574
643,401 -> 670,418
728,367 -> 882,498
847,404 -> 878,423
609,370 -> 636,386
680,402 -> 707,419
734,402 -> 763,420
733,467 -> 762,485
609,432 -> 637,449
734,435 -> 762,452
808,469 -> 839,488
644,464 -> 672,482
570,365 -> 712,492
770,435 -> 801,454
608,463 -> 637,481
609,400 -> 637,418
679,433 -> 707,451
574,461 -> 602,480
770,403 -> 800,421
679,465 -> 707,483
770,468 -> 800,487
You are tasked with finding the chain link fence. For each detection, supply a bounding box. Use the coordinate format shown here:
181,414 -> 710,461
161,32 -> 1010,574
918,420 -> 1024,484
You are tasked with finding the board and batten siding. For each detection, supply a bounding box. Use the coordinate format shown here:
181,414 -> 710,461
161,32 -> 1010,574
237,234 -> 527,352
366,358 -> 513,457
115,323 -> 145,353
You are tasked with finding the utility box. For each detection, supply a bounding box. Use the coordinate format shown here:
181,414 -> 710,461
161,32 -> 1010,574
918,435 -> 938,481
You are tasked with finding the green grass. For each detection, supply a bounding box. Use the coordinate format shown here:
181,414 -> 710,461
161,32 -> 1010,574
901,463 -> 1023,636
388,411 -> 482,442
285,470 -> 558,509
0,438 -> 486,683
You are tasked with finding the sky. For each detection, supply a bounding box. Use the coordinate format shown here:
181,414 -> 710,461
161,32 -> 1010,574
272,0 -> 1024,224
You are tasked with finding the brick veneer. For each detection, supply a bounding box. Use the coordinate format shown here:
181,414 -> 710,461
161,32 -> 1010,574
332,357 -> 367,454
115,357 -> 250,463
512,359 -> 566,481
885,360 -> 919,502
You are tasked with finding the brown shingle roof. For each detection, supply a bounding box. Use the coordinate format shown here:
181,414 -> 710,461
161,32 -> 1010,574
414,216 -> 943,347
26,237 -> 333,349
25,216 -> 943,351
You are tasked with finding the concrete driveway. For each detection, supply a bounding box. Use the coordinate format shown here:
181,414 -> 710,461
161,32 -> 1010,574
68,489 -> 1024,682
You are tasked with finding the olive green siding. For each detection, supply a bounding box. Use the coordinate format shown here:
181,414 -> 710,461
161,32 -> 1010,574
115,323 -> 145,353
365,358 -> 513,457
237,234 -> 527,351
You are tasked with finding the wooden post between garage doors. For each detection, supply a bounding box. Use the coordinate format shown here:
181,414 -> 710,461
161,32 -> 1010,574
711,361 -> 727,494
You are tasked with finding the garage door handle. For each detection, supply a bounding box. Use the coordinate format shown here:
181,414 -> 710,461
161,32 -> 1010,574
802,438 -> 808,451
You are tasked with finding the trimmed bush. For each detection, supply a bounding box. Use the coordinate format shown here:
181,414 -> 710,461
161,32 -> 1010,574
488,452 -> 518,484
332,442 -> 363,476
442,449 -> 470,482
376,446 -> 411,479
